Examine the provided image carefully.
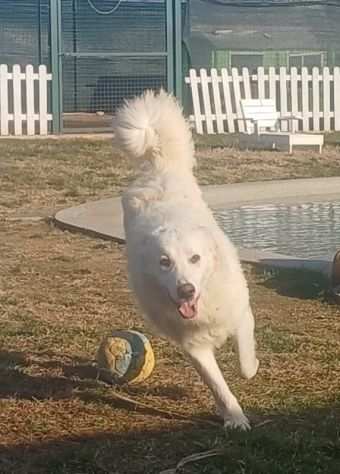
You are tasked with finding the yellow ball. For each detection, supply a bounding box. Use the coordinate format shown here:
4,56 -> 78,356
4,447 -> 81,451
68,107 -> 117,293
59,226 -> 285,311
96,330 -> 155,385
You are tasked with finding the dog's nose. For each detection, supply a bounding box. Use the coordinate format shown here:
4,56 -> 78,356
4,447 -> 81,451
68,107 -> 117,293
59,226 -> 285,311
177,283 -> 195,300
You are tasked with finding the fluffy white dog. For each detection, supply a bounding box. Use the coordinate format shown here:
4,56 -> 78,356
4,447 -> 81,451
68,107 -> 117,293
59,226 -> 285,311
114,90 -> 259,430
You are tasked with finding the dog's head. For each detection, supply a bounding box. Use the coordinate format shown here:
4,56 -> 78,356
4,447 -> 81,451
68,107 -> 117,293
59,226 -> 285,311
142,226 -> 217,320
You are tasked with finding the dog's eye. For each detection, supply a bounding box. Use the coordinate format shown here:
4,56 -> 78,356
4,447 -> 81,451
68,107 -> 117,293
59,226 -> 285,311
190,254 -> 200,264
160,255 -> 172,269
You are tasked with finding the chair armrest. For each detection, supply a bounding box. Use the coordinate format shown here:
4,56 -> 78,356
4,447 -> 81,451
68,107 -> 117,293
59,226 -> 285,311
236,117 -> 259,134
236,117 -> 256,123
278,115 -> 303,132
279,115 -> 303,121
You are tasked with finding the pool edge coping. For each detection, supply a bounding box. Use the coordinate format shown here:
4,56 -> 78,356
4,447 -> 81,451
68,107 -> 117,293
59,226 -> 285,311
54,177 -> 340,279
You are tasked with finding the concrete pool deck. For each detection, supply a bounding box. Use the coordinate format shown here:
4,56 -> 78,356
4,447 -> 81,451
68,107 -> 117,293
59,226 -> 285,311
54,177 -> 340,279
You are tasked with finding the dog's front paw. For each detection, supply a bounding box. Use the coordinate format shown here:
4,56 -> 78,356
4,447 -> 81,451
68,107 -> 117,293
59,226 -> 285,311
224,412 -> 251,431
241,358 -> 259,380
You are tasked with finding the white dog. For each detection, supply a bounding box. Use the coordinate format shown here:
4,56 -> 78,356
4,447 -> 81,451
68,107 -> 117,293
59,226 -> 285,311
114,90 -> 259,430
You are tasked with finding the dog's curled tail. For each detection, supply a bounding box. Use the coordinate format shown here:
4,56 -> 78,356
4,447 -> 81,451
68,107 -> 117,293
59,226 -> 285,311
113,90 -> 195,170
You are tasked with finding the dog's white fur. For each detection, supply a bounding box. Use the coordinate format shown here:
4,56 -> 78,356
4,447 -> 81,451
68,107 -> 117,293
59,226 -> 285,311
114,90 -> 259,430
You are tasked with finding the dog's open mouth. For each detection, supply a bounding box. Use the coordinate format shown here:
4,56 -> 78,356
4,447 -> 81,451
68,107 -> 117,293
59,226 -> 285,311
177,296 -> 199,319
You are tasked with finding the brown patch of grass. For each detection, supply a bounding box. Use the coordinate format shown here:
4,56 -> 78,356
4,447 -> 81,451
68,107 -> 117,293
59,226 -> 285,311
195,145 -> 340,185
0,138 -> 340,473
1,138 -> 340,217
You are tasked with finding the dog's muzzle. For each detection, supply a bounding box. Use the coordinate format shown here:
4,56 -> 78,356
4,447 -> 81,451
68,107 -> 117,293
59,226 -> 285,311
176,283 -> 199,319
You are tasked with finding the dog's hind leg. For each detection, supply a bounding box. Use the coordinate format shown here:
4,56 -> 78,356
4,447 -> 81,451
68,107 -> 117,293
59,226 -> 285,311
186,346 -> 250,430
235,306 -> 259,380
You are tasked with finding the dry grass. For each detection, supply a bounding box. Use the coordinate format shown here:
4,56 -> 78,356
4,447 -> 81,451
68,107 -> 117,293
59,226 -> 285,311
0,138 -> 339,473
1,138 -> 340,216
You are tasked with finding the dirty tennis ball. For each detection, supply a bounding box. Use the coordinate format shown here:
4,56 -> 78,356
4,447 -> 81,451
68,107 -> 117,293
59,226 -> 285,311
96,330 -> 155,385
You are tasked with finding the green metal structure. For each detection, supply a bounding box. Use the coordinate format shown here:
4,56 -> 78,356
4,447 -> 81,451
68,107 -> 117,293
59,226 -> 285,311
50,0 -> 62,134
3,1 -> 338,134
0,0 -> 184,133
50,0 -> 184,133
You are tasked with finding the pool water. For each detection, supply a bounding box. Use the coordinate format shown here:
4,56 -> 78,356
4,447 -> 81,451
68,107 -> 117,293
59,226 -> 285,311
214,201 -> 340,259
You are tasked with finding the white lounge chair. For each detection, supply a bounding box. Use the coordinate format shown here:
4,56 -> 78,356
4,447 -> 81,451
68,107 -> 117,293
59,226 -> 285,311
239,99 -> 324,154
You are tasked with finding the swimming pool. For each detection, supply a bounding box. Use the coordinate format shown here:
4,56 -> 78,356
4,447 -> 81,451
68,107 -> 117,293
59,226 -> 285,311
214,200 -> 340,259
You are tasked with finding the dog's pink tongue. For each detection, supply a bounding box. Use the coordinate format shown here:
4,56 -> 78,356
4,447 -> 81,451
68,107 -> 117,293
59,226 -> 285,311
178,301 -> 197,319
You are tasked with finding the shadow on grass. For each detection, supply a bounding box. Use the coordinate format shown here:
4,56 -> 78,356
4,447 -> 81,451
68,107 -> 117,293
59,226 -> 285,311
0,408 -> 339,474
193,132 -> 239,149
0,350 -> 193,416
0,350 -> 27,368
256,267 -> 331,300
0,351 -> 339,473
193,131 -> 340,148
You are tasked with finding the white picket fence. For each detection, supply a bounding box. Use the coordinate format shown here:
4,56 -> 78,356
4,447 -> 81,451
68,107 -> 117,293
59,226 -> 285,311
0,64 -> 52,136
185,67 -> 340,134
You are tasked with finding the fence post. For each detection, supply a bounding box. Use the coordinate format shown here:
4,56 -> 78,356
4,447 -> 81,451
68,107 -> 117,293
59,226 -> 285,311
200,68 -> 213,133
26,65 -> 35,135
311,67 -> 320,131
39,65 -> 49,135
334,67 -> 340,131
232,68 -> 244,132
188,69 -> 203,134
13,65 -> 23,136
242,67 -> 251,99
279,67 -> 288,131
257,67 -> 265,100
221,68 -> 235,133
50,0 -> 62,134
268,67 -> 276,102
173,0 -> 182,102
290,67 -> 298,128
166,0 -> 174,94
0,64 -> 9,135
301,67 -> 310,131
211,68 -> 224,133
323,67 -> 331,131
